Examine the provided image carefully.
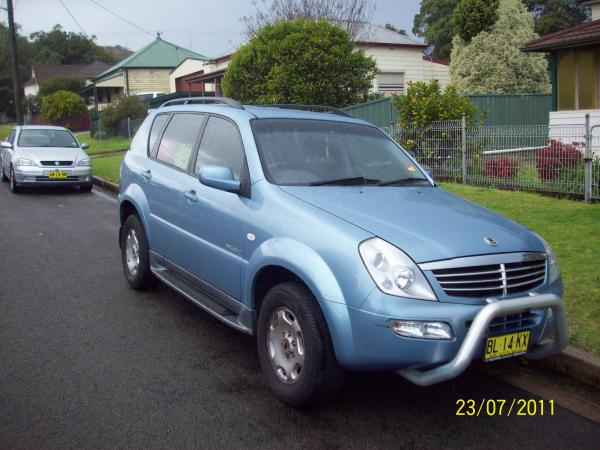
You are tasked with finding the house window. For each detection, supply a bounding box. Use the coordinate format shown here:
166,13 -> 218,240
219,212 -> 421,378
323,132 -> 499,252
557,49 -> 600,110
377,72 -> 404,95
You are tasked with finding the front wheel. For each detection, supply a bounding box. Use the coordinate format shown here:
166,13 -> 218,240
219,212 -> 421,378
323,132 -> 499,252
9,166 -> 20,193
257,282 -> 346,407
120,214 -> 154,290
1,160 -> 8,182
79,183 -> 93,192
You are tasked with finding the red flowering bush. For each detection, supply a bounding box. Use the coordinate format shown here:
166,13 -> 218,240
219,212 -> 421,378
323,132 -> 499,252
484,156 -> 517,179
536,139 -> 582,182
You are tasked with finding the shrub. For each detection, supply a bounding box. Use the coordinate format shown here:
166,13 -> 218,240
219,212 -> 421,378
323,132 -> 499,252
39,75 -> 85,97
40,90 -> 87,124
484,156 -> 517,178
222,18 -> 377,107
100,95 -> 147,133
392,80 -> 478,128
536,139 -> 582,182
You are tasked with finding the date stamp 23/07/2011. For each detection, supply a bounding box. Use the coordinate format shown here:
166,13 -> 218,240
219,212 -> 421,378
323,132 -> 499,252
456,399 -> 555,417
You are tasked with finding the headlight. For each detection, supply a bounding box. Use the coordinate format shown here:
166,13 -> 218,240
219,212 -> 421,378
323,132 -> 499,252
15,158 -> 36,166
359,237 -> 437,301
535,233 -> 560,283
76,159 -> 91,166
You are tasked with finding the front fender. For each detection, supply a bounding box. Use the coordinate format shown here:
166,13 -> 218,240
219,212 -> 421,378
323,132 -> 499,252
119,183 -> 153,247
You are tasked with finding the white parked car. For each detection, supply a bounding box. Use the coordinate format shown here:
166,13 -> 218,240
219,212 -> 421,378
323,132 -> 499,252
1,125 -> 93,193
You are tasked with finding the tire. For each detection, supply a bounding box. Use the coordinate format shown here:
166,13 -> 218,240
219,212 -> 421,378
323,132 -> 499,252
120,214 -> 154,290
79,183 -> 93,192
9,166 -> 20,193
257,281 -> 346,407
1,160 -> 8,182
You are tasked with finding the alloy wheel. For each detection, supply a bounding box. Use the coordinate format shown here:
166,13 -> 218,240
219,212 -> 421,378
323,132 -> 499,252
125,228 -> 141,276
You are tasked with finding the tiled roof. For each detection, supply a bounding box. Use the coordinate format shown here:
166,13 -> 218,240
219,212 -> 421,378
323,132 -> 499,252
95,37 -> 209,81
354,24 -> 426,47
25,61 -> 111,88
523,19 -> 600,51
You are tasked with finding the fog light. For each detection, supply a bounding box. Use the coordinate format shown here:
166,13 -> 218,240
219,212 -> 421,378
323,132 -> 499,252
390,320 -> 453,340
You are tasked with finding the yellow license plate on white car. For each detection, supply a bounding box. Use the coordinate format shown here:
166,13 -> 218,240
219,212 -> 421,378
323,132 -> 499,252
48,171 -> 68,179
484,330 -> 530,362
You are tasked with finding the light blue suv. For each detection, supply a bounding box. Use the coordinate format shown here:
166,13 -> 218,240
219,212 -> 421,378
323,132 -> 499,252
118,97 -> 568,407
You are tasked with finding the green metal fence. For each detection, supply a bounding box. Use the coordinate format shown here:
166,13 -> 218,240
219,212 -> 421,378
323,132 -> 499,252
341,93 -> 552,128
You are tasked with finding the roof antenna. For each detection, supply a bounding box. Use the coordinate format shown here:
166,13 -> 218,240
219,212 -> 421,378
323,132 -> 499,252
156,31 -> 163,39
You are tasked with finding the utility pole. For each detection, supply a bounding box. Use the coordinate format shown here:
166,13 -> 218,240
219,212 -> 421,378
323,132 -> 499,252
7,0 -> 23,124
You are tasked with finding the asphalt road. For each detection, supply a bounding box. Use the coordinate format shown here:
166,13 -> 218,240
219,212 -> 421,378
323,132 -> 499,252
1,183 -> 599,449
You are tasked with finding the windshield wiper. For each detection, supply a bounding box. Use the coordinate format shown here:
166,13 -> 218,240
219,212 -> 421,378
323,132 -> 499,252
310,176 -> 381,186
378,177 -> 431,186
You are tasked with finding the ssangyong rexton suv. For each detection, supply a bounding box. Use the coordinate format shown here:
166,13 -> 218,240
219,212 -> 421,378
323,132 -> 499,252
117,97 -> 567,407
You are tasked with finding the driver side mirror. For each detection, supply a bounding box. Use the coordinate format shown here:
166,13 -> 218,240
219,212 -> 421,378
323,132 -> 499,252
1,141 -> 12,149
199,165 -> 241,193
81,143 -> 89,150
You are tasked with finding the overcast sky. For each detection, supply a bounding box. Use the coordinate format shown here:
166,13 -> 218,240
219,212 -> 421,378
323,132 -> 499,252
7,0 -> 421,57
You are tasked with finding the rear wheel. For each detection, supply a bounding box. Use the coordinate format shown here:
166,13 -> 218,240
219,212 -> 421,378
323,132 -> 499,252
120,214 -> 154,290
257,282 -> 346,407
9,166 -> 20,193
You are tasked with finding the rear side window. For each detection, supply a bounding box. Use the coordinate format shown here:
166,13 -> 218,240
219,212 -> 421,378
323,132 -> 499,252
155,114 -> 204,171
148,114 -> 170,155
194,116 -> 244,179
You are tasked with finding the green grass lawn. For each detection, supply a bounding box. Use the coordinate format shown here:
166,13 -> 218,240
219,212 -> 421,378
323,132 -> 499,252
0,123 -> 15,140
92,153 -> 124,183
74,131 -> 130,155
442,183 -> 600,355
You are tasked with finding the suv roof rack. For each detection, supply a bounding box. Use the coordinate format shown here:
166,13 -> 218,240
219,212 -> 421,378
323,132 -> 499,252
251,104 -> 351,117
159,96 -> 244,109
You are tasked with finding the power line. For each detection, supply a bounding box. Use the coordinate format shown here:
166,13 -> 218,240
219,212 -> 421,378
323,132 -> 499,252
88,0 -> 155,39
58,0 -> 88,36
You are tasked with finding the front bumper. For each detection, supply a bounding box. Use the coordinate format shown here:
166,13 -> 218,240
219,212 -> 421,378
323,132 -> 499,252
14,166 -> 92,185
319,290 -> 567,384
397,293 -> 567,386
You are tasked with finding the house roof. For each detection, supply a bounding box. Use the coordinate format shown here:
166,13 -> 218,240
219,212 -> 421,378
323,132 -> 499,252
522,19 -> 600,51
24,61 -> 111,88
354,24 -> 427,48
95,37 -> 209,81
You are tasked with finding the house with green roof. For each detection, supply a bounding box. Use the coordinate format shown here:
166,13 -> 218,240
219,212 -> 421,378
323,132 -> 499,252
90,36 -> 208,108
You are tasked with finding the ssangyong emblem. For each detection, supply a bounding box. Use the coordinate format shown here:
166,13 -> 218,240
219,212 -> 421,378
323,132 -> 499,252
484,236 -> 497,247
55,161 -> 60,166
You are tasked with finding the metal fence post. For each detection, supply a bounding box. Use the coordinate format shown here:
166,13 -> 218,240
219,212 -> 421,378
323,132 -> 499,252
127,117 -> 131,140
461,113 -> 467,184
585,113 -> 592,203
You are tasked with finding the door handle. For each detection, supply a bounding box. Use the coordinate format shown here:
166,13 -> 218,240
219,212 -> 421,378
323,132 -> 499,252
141,170 -> 152,180
184,190 -> 198,203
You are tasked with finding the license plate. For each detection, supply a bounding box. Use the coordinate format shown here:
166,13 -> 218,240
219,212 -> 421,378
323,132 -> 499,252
48,171 -> 68,179
484,330 -> 531,362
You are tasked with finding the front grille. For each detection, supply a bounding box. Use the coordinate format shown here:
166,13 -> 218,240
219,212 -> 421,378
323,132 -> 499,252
40,160 -> 73,166
466,311 -> 539,335
432,258 -> 546,298
35,176 -> 79,181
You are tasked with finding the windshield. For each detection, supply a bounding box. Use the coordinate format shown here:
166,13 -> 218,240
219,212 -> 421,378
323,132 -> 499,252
17,129 -> 79,148
251,119 -> 430,186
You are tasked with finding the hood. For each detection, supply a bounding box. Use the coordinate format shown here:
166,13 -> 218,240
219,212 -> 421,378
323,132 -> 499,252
16,147 -> 86,164
280,185 -> 543,263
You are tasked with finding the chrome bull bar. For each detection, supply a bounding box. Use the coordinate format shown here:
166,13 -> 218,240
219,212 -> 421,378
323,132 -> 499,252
397,294 -> 568,386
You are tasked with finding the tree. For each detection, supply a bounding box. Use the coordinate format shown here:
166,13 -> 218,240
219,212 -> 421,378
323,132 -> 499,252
392,80 -> 478,128
222,19 -> 377,107
450,0 -> 550,94
413,0 -> 459,61
453,0 -> 499,43
0,23 -> 32,118
384,24 -> 407,35
40,90 -> 87,123
38,75 -> 85,98
524,0 -> 588,37
241,0 -> 375,39
30,25 -> 116,65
